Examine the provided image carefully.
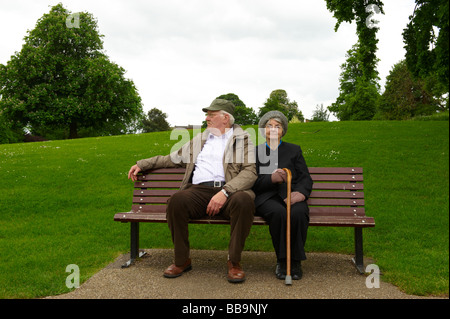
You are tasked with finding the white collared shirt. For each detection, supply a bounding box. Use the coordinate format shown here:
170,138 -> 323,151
192,127 -> 234,184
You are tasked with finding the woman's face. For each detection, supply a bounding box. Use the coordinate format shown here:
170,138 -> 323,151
265,119 -> 283,141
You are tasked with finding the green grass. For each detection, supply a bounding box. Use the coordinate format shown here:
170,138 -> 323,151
0,121 -> 448,298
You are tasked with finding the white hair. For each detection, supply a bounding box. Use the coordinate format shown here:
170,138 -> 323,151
220,110 -> 235,126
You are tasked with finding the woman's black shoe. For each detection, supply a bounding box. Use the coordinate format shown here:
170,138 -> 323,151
275,261 -> 286,280
291,261 -> 303,280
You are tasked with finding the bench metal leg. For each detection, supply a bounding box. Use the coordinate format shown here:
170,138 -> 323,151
352,227 -> 365,274
121,222 -> 146,268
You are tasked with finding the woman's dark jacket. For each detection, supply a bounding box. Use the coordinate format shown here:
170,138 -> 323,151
253,141 -> 313,208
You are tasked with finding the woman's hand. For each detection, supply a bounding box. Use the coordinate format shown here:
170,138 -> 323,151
271,169 -> 287,184
285,191 -> 306,205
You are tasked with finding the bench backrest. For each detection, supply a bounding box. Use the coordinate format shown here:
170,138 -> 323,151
131,167 -> 367,225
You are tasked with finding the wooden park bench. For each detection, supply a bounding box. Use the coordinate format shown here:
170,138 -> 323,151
114,167 -> 375,273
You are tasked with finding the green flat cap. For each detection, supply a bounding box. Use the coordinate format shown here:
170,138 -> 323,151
202,99 -> 235,115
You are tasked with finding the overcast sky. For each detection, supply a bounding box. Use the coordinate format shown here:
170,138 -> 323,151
0,0 -> 416,126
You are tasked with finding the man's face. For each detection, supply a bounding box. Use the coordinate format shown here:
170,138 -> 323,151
205,111 -> 228,134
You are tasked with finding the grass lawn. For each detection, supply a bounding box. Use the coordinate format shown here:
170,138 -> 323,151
0,120 -> 448,298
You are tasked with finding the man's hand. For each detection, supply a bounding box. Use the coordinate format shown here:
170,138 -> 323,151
128,164 -> 142,181
271,169 -> 287,184
284,191 -> 306,205
206,191 -> 228,216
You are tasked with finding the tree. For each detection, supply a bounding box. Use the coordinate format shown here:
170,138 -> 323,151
0,4 -> 143,139
376,60 -> 439,120
142,108 -> 171,132
0,111 -> 23,144
403,0 -> 449,106
328,43 -> 380,120
258,89 -> 304,122
217,93 -> 258,125
325,0 -> 384,120
311,104 -> 330,122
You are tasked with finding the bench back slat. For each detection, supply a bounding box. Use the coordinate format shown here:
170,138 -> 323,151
135,181 -> 182,188
307,198 -> 365,206
136,174 -> 185,181
310,174 -> 363,182
133,189 -> 179,196
309,206 -> 365,216
308,167 -> 363,174
310,191 -> 364,199
312,183 -> 364,190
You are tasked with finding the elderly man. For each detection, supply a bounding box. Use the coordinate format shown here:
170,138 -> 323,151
128,99 -> 256,283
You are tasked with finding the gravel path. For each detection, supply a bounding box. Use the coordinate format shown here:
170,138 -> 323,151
46,249 -> 443,300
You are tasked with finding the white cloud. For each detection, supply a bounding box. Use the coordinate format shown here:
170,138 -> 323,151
0,0 -> 416,126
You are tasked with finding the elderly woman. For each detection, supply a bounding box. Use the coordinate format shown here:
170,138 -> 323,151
253,111 -> 313,280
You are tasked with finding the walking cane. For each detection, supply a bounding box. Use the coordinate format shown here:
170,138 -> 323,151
282,168 -> 292,285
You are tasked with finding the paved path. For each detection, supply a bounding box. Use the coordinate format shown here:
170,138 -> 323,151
46,249 -> 442,299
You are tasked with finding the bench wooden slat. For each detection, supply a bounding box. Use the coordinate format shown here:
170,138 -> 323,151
131,197 -> 365,206
308,167 -> 363,174
309,191 -> 364,199
118,206 -> 367,217
114,212 -> 375,227
310,216 -> 375,227
140,168 -> 187,174
312,183 -> 364,190
132,190 -> 365,199
131,204 -> 167,213
115,210 -> 369,221
310,174 -> 363,182
137,174 -> 185,181
133,189 -> 178,196
309,206 -> 365,215
307,198 -> 365,206
135,181 -> 182,188
133,197 -> 169,204
136,182 -> 365,190
121,206 -> 367,219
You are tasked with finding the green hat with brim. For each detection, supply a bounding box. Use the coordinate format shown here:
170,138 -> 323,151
202,99 -> 235,116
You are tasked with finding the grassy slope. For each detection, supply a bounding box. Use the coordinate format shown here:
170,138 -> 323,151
0,120 -> 448,298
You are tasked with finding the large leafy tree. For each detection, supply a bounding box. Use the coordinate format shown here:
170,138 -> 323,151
142,108 -> 171,133
376,60 -> 439,120
217,93 -> 258,125
325,0 -> 384,120
403,0 -> 449,107
0,4 -> 143,139
258,89 -> 304,122
329,42 -> 380,120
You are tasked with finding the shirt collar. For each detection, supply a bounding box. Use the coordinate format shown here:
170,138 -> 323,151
208,127 -> 234,139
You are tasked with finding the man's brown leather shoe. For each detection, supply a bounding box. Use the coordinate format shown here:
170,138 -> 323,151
163,259 -> 192,278
227,260 -> 246,283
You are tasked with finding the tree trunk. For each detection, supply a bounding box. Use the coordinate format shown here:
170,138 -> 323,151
69,121 -> 78,139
